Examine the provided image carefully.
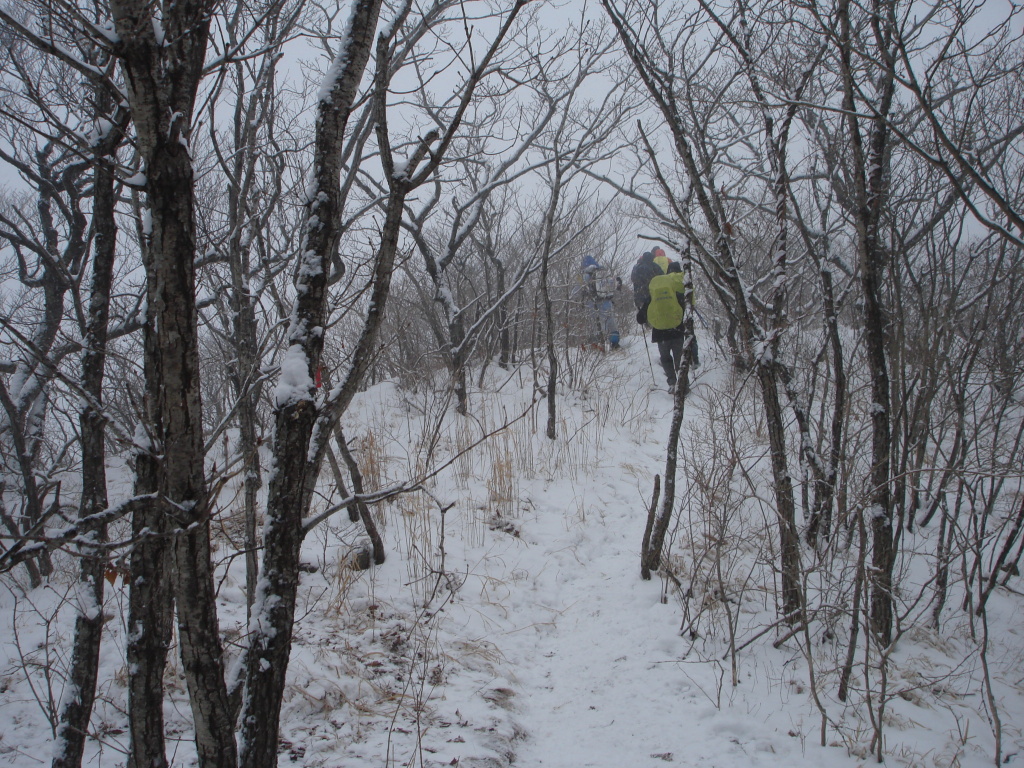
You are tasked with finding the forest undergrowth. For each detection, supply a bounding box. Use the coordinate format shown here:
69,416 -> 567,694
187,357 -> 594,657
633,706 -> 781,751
3,336 -> 1022,768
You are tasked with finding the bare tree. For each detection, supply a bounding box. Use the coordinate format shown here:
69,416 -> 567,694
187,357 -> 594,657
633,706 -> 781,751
0,10 -> 133,765
887,1 -> 1024,250
103,0 -> 236,763
603,0 -> 807,621
198,0 -> 305,618
52,82 -> 129,768
239,3 -> 531,765
397,19 -> 629,416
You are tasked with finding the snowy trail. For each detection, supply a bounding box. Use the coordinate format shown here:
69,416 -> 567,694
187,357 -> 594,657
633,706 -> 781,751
508,506 -> 694,767
494,467 -> 818,768
464,346 -> 849,768
507,352 -> 703,766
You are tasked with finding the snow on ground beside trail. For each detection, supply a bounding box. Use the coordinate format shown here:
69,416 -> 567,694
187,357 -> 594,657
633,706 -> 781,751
1,332 -> 1023,767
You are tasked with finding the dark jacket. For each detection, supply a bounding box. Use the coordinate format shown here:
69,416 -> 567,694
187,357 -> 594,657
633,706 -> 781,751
630,252 -> 664,311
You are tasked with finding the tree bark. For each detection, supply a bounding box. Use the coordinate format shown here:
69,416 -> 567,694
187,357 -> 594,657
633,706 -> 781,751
110,0 -> 236,763
758,364 -> 802,620
126,408 -> 172,768
52,149 -> 118,768
640,474 -> 661,581
538,170 -> 562,441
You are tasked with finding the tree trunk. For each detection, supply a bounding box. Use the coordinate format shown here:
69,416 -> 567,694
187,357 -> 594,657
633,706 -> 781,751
335,427 -> 385,565
237,8 -> 385,761
538,170 -> 562,441
543,280 -> 558,441
931,502 -> 952,630
495,262 -> 511,368
242,182 -> 408,768
239,397 -> 313,768
806,265 -> 846,544
643,327 -> 694,575
52,153 -> 117,768
152,111 -> 237,768
758,364 -> 802,621
640,474 -> 662,581
977,491 -> 1024,615
126,446 -> 172,768
222,49 -> 269,618
111,0 -> 236,763
239,4 -> 529,760
451,313 -> 469,415
837,0 -> 897,647
838,507 -> 868,702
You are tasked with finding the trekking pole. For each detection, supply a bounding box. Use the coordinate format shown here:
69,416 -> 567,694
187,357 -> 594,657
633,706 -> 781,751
642,330 -> 657,383
693,307 -> 710,329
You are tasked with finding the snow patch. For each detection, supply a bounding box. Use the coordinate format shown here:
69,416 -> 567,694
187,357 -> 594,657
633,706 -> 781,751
274,345 -> 314,407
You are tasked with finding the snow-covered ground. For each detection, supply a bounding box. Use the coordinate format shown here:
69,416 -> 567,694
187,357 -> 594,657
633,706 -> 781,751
2,335 -> 1022,767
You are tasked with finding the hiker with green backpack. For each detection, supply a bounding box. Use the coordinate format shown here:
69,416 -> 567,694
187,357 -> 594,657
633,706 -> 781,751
637,260 -> 689,390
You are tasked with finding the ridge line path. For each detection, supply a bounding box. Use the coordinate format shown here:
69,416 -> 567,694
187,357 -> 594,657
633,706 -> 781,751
448,344 -> 856,768
455,351 -> 841,768
488,473 -> 791,768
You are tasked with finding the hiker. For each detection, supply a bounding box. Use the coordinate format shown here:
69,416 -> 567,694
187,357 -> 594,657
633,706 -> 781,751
638,261 -> 688,389
630,246 -> 674,313
651,246 -> 670,273
581,254 -> 622,350
645,247 -> 700,368
630,251 -> 663,312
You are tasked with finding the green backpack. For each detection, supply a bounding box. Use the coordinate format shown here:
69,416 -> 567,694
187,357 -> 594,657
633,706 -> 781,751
646,272 -> 686,330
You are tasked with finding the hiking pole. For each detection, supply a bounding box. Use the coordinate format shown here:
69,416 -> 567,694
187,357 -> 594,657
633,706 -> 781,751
693,306 -> 710,329
642,329 -> 657,384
